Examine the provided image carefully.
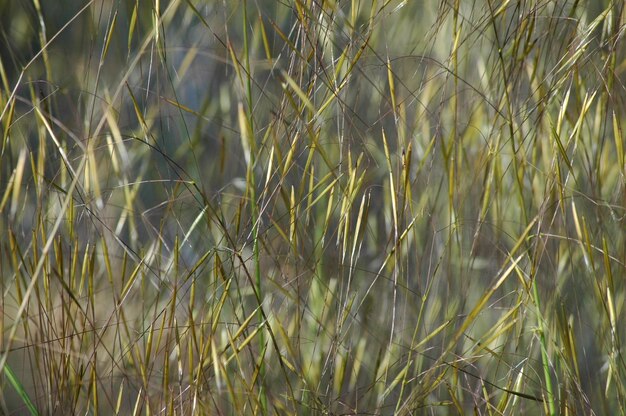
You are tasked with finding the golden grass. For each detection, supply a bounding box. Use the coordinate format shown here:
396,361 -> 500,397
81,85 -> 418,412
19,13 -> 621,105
1,0 -> 625,414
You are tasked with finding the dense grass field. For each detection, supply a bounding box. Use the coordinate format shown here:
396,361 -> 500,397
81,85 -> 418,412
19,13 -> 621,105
1,0 -> 625,414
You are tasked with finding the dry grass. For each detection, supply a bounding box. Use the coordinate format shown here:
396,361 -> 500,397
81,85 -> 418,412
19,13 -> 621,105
1,0 -> 625,414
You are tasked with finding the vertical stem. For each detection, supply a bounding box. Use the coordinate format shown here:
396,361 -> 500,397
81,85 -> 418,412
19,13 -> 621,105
241,1 -> 267,413
532,276 -> 557,415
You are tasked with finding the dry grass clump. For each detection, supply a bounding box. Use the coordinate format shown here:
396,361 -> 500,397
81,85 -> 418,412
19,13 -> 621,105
1,1 -> 625,414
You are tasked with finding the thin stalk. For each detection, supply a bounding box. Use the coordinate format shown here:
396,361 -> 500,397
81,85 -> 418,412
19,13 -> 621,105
532,276 -> 557,416
241,1 -> 267,413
